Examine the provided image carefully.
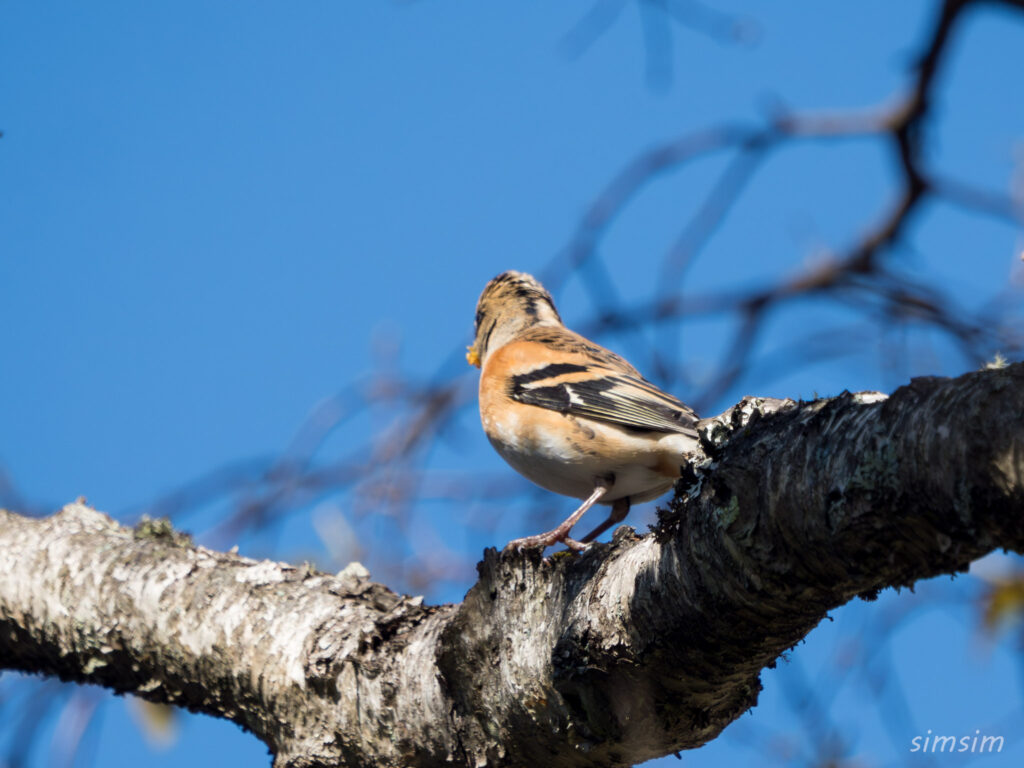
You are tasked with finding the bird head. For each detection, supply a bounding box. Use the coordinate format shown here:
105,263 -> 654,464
466,271 -> 562,368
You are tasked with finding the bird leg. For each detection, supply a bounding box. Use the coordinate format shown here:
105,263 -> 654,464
579,497 -> 630,543
504,482 -> 610,552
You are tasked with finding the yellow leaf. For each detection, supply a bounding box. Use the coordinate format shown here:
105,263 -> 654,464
982,577 -> 1024,632
128,697 -> 178,748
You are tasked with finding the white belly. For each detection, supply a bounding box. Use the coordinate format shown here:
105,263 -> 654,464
486,413 -> 694,504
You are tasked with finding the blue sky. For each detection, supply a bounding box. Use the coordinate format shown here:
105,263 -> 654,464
2,1 -> 1023,766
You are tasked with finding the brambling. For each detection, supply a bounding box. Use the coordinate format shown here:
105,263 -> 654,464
467,270 -> 700,552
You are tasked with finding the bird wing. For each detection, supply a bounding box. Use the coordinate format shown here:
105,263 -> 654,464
508,362 -> 698,436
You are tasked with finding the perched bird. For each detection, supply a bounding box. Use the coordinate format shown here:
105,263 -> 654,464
467,270 -> 700,551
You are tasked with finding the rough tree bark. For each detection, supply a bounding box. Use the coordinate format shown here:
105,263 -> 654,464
1,363 -> 1022,767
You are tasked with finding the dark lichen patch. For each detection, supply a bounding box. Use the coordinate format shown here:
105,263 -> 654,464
133,516 -> 193,547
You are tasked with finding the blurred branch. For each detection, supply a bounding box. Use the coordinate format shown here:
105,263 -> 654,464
562,0 -> 757,88
554,0 -> 1024,403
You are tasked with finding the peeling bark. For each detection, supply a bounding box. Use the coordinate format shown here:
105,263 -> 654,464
1,364 -> 1022,767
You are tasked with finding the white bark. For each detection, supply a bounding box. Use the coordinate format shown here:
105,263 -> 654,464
1,363 -> 1022,767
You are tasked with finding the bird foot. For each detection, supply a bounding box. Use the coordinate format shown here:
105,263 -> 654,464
504,527 -> 589,554
503,484 -> 611,553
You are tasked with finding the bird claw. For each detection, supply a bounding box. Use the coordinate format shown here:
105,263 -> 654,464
503,530 -> 590,555
503,534 -> 553,553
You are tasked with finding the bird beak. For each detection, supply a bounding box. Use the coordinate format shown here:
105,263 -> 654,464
466,345 -> 481,368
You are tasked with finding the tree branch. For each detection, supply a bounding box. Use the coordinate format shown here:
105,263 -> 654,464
3,363 -> 1022,767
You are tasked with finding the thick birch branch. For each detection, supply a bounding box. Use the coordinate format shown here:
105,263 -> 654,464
1,363 -> 1022,767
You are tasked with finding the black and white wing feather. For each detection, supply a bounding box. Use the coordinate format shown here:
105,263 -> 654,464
509,363 -> 698,436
